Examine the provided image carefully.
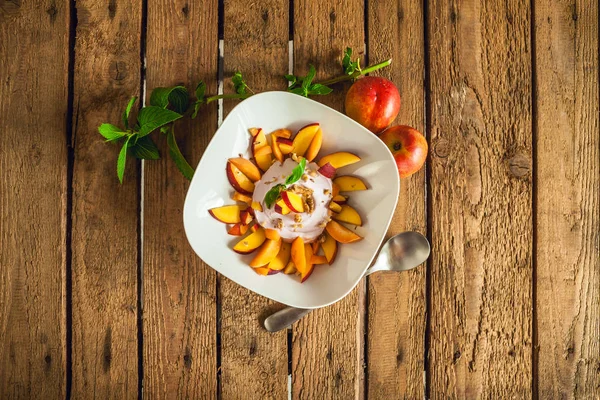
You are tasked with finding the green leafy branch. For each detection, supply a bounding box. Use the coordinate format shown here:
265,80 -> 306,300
99,47 -> 391,183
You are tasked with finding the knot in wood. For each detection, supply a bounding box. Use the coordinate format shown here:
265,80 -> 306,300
109,61 -> 128,81
434,138 -> 451,158
508,153 -> 531,178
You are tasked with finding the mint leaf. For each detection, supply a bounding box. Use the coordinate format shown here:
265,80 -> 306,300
150,86 -> 189,114
302,65 -> 316,90
286,158 -> 306,185
308,83 -> 333,96
284,74 -> 297,87
99,123 -> 126,142
342,47 -> 352,73
122,96 -> 137,129
232,72 -> 251,95
289,86 -> 307,97
192,81 -> 206,119
117,137 -> 131,184
130,135 -> 160,160
166,128 -> 194,180
137,106 -> 183,137
264,184 -> 285,209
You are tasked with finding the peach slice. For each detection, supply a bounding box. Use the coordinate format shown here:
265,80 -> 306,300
277,137 -> 294,155
311,255 -> 328,265
317,162 -> 336,179
239,209 -> 253,225
292,123 -> 320,157
209,204 -> 247,224
322,232 -> 338,264
272,128 -> 292,139
254,145 -> 272,158
268,241 -> 291,271
248,127 -> 262,137
332,194 -> 347,204
227,223 -> 249,236
333,204 -> 362,226
281,191 -> 304,213
271,129 -> 292,163
250,238 -> 282,267
267,269 -> 281,275
333,176 -> 368,192
317,152 -> 361,169
329,202 -> 342,213
251,201 -> 263,212
233,227 -> 266,254
250,224 -> 259,233
232,191 -> 252,205
304,128 -> 322,162
265,229 -> 281,241
253,266 -> 269,275
311,240 -> 320,254
283,261 -> 297,274
226,162 -> 255,195
291,237 -> 306,274
301,243 -> 314,283
274,199 -> 291,215
325,220 -> 363,243
228,157 -> 261,182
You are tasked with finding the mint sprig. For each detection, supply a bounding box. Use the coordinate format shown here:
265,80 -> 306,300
263,158 -> 307,208
287,65 -> 333,97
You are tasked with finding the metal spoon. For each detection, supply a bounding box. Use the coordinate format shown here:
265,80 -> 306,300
263,231 -> 430,332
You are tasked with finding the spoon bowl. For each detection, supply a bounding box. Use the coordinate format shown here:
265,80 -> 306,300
263,231 -> 430,332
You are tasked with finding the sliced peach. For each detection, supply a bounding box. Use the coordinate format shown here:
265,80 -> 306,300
254,145 -> 272,157
248,127 -> 262,137
281,191 -> 304,213
227,223 -> 249,236
250,224 -> 259,233
228,157 -> 262,182
326,220 -> 363,243
233,227 -> 266,254
271,129 -> 292,163
317,152 -> 361,168
291,237 -> 306,274
311,255 -> 328,265
253,266 -> 269,275
293,123 -> 320,157
209,204 -> 246,224
226,162 -> 255,195
268,241 -> 291,271
232,191 -> 253,205
250,238 -> 282,267
283,261 -> 297,275
322,232 -> 338,264
332,183 -> 340,197
332,194 -> 347,204
272,140 -> 284,163
333,176 -> 368,192
333,204 -> 362,226
277,137 -> 294,155
304,128 -> 322,162
272,128 -> 292,139
317,162 -> 336,179
239,209 -> 253,225
274,199 -> 291,215
311,240 -> 320,254
300,243 -> 314,283
265,229 -> 281,241
251,201 -> 263,212
329,202 -> 342,213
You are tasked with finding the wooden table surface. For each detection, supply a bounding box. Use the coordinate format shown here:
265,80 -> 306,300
1,0 -> 599,398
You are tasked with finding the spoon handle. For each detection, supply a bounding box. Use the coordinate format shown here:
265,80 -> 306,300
263,307 -> 313,332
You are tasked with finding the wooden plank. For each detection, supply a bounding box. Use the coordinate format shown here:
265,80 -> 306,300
427,0 -> 533,397
366,1 -> 427,398
70,1 -> 142,397
0,1 -> 69,398
534,0 -> 600,397
143,0 -> 219,397
291,1 -> 365,398
220,1 -> 290,398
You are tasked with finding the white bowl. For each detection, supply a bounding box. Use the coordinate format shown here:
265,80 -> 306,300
183,91 -> 399,308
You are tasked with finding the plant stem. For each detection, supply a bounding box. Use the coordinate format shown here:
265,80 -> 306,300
316,58 -> 392,86
205,93 -> 252,104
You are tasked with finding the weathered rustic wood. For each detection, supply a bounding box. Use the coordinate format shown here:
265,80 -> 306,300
366,1 -> 427,398
291,1 -> 366,398
143,0 -> 219,397
0,1 -> 69,398
534,0 -> 600,397
427,0 -> 533,397
220,1 -> 290,398
70,0 -> 142,397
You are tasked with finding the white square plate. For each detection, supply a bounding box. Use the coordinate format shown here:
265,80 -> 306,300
183,91 -> 399,308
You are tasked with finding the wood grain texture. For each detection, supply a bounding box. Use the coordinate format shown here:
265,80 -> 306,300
220,1 -> 290,398
291,1 -> 366,398
366,1 -> 427,398
427,0 -> 533,397
534,0 -> 600,397
70,0 -> 142,397
0,1 -> 69,398
143,0 -> 219,397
